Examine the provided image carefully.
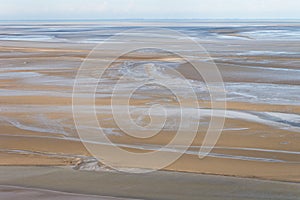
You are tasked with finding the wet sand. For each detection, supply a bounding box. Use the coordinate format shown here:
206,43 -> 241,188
0,21 -> 299,199
1,166 -> 300,200
0,185 -> 137,200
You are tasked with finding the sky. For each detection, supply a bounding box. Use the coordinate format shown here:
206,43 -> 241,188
0,0 -> 299,20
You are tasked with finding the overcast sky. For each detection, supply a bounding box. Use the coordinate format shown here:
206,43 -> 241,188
0,0 -> 299,20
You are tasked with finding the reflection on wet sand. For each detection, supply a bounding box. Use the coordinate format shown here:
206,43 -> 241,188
0,21 -> 299,186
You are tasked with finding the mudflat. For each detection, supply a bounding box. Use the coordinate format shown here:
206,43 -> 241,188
1,166 -> 300,200
0,20 -> 299,199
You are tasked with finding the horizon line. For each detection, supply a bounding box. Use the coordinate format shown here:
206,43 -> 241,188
0,18 -> 300,21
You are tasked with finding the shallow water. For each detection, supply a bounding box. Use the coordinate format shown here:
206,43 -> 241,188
0,20 -> 299,176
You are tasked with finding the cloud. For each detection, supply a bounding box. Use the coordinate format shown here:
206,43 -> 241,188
0,0 -> 299,19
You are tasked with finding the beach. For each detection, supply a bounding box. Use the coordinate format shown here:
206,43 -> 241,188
1,166 -> 300,200
0,20 -> 299,199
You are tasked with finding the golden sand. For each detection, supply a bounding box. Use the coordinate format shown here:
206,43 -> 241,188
0,36 -> 299,184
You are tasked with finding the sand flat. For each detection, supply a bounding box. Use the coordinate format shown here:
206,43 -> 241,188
0,20 -> 299,199
0,166 -> 300,200
0,185 -> 138,200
